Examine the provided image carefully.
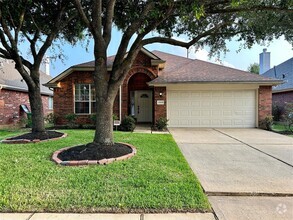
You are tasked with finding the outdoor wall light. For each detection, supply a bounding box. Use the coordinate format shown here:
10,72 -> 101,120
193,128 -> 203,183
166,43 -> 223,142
159,92 -> 163,97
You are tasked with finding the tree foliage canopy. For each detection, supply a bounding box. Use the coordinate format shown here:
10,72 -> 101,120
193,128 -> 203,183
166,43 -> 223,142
74,0 -> 293,145
248,63 -> 260,74
0,0 -> 83,133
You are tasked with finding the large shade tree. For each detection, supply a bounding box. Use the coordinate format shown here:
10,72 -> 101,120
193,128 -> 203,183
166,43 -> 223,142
0,0 -> 82,135
74,0 -> 292,146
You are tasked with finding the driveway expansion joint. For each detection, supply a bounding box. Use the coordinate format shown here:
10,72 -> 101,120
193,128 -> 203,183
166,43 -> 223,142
213,129 -> 293,168
26,213 -> 35,220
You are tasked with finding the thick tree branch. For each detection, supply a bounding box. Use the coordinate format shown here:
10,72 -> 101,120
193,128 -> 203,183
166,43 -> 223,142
141,21 -> 226,48
113,1 -> 157,68
103,0 -> 116,46
74,0 -> 91,28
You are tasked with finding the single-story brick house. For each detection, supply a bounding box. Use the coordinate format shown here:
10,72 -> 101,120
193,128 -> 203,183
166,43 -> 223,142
45,48 -> 282,128
0,59 -> 53,128
262,57 -> 293,106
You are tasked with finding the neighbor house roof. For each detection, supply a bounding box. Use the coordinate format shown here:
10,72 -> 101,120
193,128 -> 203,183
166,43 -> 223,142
0,59 -> 53,96
261,57 -> 293,93
149,51 -> 282,85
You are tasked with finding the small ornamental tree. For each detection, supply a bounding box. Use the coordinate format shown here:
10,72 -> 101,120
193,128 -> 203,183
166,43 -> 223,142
73,0 -> 292,146
248,63 -> 260,74
0,0 -> 82,135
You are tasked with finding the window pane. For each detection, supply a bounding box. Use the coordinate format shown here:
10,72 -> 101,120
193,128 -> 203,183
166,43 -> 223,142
91,85 -> 96,101
75,102 -> 89,114
48,97 -> 53,109
80,84 -> 89,101
91,102 -> 96,113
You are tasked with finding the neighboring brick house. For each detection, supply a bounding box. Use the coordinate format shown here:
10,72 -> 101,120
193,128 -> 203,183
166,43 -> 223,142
262,57 -> 293,106
45,48 -> 281,128
0,59 -> 53,128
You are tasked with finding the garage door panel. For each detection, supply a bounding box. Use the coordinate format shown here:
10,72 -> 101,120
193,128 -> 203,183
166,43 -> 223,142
168,90 -> 256,128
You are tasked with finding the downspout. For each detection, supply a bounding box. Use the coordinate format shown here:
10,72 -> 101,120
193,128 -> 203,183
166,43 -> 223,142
119,86 -> 122,121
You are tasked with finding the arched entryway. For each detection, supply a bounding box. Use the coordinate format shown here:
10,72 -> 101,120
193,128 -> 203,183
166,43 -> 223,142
128,73 -> 153,123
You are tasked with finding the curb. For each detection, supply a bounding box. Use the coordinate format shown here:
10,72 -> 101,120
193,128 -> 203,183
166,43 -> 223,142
52,142 -> 137,166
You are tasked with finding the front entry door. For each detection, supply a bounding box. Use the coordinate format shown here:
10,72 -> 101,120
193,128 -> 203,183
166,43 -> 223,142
135,90 -> 152,122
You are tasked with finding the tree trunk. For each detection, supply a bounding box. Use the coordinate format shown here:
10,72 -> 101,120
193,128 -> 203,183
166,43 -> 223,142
28,82 -> 46,134
94,98 -> 115,145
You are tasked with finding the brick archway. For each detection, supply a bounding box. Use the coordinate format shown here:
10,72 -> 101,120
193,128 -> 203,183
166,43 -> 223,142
121,67 -> 157,121
125,67 -> 157,84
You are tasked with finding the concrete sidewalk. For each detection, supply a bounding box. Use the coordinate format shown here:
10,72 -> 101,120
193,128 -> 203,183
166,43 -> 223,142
0,213 -> 216,220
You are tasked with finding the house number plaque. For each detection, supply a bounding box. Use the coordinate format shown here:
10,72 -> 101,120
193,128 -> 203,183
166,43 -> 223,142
157,100 -> 165,105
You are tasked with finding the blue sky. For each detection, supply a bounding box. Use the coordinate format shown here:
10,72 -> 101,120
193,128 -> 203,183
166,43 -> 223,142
45,28 -> 293,77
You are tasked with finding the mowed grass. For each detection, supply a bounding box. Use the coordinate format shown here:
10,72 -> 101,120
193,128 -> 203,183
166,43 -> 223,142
0,130 -> 210,213
272,123 -> 293,137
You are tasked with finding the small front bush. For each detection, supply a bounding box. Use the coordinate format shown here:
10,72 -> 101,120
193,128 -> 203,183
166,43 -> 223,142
272,104 -> 284,122
119,115 -> 136,131
155,117 -> 169,131
65,113 -> 77,128
45,113 -> 58,125
259,115 -> 274,131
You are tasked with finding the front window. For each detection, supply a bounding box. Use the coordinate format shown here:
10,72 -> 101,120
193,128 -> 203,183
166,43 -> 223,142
74,84 -> 95,114
48,97 -> 53,110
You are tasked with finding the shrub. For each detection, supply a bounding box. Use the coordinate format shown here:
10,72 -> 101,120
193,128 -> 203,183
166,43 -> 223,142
282,102 -> 293,131
119,115 -> 136,131
113,114 -> 118,120
90,114 -> 96,124
259,115 -> 274,131
65,113 -> 77,128
155,117 -> 169,131
81,124 -> 96,129
272,104 -> 284,122
45,113 -> 57,125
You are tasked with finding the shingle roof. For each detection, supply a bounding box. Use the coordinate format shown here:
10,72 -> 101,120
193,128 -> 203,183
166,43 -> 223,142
0,59 -> 53,95
73,48 -> 162,68
150,51 -> 282,84
262,58 -> 293,92
74,55 -> 116,68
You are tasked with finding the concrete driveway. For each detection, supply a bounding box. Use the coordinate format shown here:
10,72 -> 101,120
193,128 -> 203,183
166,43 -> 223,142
170,128 -> 293,220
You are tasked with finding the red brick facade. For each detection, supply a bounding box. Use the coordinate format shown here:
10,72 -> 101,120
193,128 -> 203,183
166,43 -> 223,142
0,88 -> 52,128
52,51 -> 275,128
258,86 -> 272,124
54,51 -> 165,125
272,91 -> 293,106
53,71 -> 94,125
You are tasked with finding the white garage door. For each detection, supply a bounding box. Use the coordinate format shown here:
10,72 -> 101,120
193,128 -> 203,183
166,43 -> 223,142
168,90 -> 256,128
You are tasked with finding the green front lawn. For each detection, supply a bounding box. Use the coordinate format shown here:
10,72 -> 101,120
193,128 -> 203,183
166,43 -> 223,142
0,129 -> 28,141
272,122 -> 293,137
0,130 -> 210,213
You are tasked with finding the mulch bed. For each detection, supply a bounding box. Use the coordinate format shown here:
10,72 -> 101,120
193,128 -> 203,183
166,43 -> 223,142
58,143 -> 133,161
53,142 -> 136,166
2,131 -> 66,144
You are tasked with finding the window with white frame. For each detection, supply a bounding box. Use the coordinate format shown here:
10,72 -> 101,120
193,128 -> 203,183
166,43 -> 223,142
48,97 -> 53,110
74,84 -> 96,114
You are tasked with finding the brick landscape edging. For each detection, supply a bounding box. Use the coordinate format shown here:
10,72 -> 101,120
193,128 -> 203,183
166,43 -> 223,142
52,142 -> 137,166
1,132 -> 67,144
